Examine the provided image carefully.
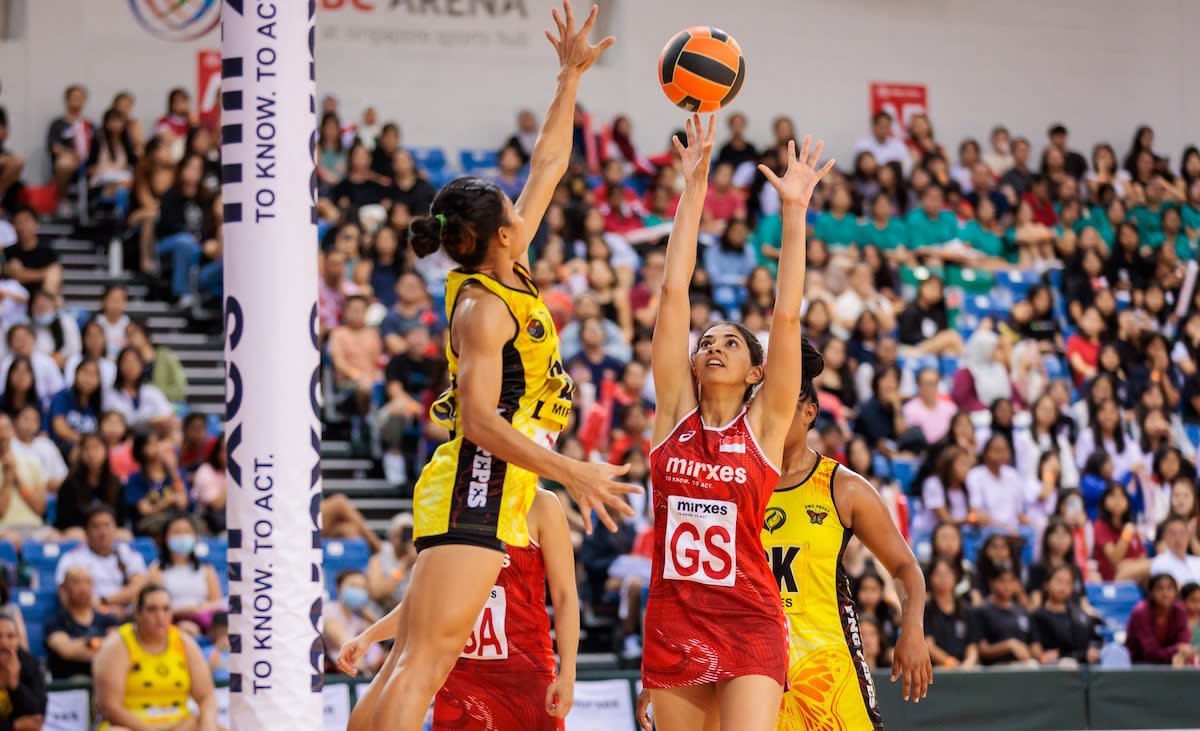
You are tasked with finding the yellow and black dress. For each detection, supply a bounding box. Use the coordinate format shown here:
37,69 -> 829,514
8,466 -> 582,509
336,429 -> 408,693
99,624 -> 192,730
762,455 -> 883,731
413,263 -> 573,550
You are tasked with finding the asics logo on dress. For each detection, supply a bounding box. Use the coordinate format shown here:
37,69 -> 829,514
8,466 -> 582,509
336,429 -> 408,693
678,431 -> 696,443
664,457 -> 747,484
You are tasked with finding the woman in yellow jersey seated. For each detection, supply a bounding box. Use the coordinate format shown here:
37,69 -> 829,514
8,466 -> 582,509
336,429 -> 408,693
93,584 -> 221,731
371,5 -> 638,730
639,339 -> 931,731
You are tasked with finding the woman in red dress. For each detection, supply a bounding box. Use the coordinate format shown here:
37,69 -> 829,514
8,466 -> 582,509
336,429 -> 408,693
642,114 -> 833,730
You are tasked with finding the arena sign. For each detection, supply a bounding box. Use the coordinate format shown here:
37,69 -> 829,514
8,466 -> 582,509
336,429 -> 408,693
127,0 -> 220,41
316,0 -> 580,58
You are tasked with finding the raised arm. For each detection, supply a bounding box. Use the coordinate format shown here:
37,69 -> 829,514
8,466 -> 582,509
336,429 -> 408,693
650,114 -> 714,442
512,1 -> 615,259
749,137 -> 834,458
456,291 -> 638,533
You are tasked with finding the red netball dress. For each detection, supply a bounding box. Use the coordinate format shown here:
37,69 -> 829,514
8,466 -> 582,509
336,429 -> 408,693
434,541 -> 563,731
642,407 -> 789,688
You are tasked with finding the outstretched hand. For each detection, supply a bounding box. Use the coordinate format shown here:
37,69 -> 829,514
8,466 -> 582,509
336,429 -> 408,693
672,113 -> 716,187
758,135 -> 835,206
545,2 -> 615,76
562,460 -> 641,534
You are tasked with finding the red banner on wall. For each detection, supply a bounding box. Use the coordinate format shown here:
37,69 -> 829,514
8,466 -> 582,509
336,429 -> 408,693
197,50 -> 222,131
869,82 -> 928,138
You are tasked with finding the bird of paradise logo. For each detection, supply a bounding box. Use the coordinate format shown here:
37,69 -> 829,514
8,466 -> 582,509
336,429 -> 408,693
128,0 -> 220,41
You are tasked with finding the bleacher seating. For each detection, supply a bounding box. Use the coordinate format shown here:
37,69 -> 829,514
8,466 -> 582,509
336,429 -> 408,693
408,146 -> 447,174
459,148 -> 498,174
24,541 -> 72,592
1185,424 -> 1200,451
0,541 -> 16,568
1087,581 -> 1143,642
322,538 -> 372,597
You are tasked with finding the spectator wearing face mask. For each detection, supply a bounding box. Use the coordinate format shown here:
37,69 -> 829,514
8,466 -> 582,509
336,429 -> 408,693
147,515 -> 222,637
26,289 -> 80,371
323,570 -> 382,676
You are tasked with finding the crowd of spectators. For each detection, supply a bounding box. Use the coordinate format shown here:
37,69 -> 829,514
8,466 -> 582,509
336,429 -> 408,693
0,72 -> 1198,727
310,102 -> 1200,669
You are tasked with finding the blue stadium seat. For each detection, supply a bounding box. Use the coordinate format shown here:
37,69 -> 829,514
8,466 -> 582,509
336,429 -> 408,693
0,541 -> 16,568
891,457 -> 919,495
24,541 -> 78,590
872,453 -> 890,480
194,537 -> 228,566
960,294 -> 1008,323
939,355 -> 959,378
459,149 -> 498,174
130,537 -> 158,567
25,622 -> 45,659
429,170 -> 458,189
1185,424 -> 1200,451
195,538 -> 229,595
407,147 -> 447,174
1087,581 -> 1142,637
996,269 -> 1038,297
898,355 -> 938,379
44,494 -> 57,527
1043,355 -> 1069,381
323,538 -> 371,595
15,589 -> 59,626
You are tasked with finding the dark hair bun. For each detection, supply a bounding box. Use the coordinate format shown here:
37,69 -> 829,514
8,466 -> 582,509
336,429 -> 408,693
409,215 -> 444,258
801,336 -> 825,380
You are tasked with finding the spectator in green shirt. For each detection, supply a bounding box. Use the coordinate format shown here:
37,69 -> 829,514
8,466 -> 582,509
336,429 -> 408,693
1181,182 -> 1200,241
1129,176 -> 1176,242
906,185 -> 960,250
813,185 -> 860,249
858,194 -> 910,260
1149,205 -> 1196,261
959,197 -> 1012,265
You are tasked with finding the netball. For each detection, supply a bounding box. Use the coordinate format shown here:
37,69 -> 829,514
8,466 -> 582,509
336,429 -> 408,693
658,26 -> 746,112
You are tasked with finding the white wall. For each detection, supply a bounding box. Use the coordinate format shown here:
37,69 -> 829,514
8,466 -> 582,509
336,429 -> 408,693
2,0 -> 1198,178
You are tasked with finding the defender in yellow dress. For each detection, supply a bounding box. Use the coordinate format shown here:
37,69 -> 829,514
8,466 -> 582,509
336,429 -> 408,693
763,341 -> 932,731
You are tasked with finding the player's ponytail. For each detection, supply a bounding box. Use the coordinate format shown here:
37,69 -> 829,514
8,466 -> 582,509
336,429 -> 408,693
798,336 -> 825,406
410,177 -> 509,269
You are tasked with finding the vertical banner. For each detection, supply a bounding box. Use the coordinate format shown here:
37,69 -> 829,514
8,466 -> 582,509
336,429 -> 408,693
221,1 -> 324,730
869,82 -> 928,138
197,49 -> 223,131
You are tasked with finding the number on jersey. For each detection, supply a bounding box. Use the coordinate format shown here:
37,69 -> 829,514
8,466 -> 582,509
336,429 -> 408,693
461,586 -> 508,660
